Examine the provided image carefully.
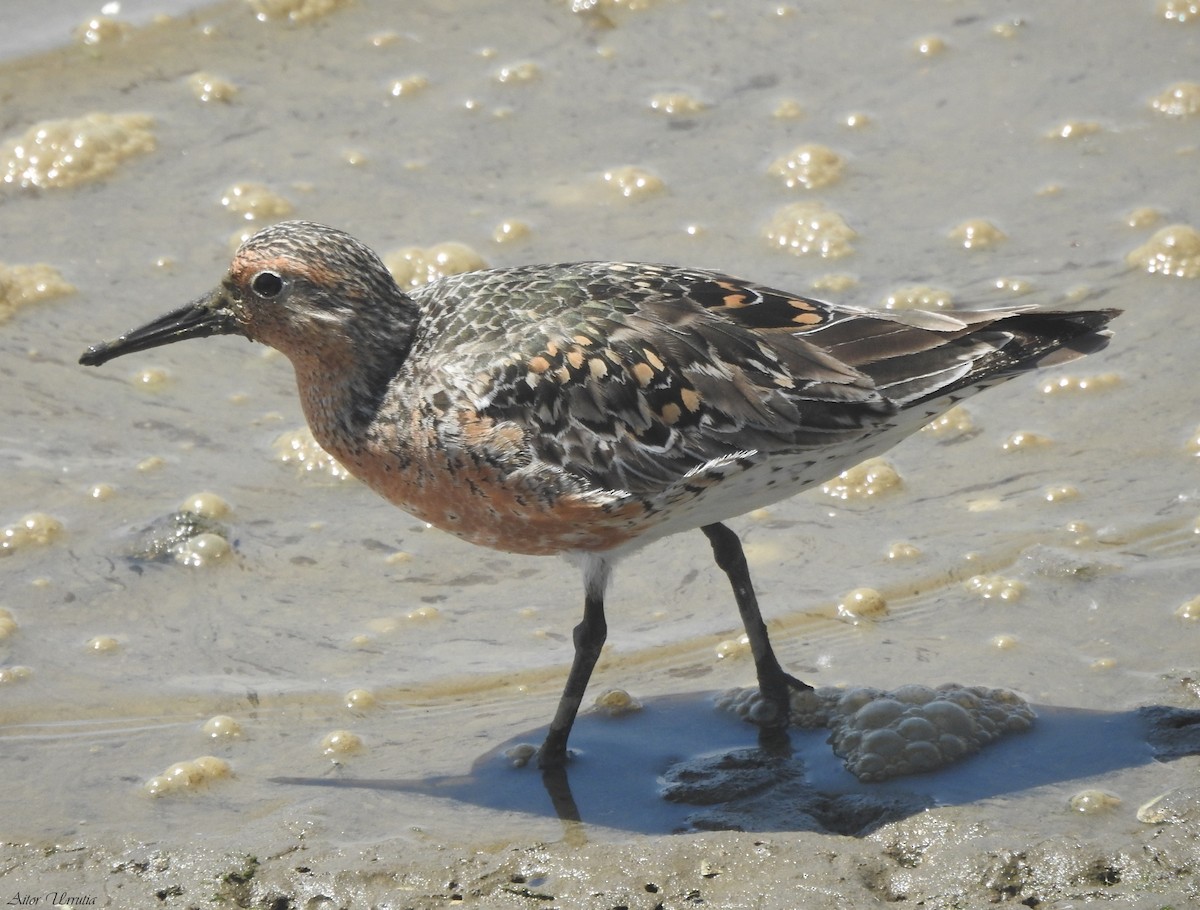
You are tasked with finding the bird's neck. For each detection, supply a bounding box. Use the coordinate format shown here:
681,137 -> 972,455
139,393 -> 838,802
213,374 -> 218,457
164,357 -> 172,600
288,303 -> 420,458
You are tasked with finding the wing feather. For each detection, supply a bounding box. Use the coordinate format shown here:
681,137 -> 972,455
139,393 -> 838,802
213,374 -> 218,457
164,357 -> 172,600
411,262 -> 1115,498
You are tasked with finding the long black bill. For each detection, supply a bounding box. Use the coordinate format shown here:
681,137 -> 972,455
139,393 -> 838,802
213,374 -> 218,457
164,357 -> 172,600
79,289 -> 242,367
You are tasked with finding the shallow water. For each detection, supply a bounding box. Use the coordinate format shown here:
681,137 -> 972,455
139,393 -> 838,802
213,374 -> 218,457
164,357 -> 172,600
1,0 -> 1198,905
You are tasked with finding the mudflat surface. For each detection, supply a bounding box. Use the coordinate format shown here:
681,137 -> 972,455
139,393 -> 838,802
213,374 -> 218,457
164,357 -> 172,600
1,1 -> 1198,907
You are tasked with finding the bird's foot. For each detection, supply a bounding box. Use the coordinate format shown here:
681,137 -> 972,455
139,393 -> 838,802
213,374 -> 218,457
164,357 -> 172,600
783,672 -> 813,694
536,734 -> 570,771
752,671 -> 811,728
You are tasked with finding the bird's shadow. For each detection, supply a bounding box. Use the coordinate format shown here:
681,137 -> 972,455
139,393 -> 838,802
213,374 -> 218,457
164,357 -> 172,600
272,694 -> 1200,836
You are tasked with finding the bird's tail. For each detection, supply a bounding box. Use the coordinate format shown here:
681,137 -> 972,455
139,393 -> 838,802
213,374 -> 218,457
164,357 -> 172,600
865,307 -> 1121,408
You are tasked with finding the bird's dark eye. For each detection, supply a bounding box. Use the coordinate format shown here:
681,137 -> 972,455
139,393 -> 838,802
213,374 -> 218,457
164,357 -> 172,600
251,270 -> 284,298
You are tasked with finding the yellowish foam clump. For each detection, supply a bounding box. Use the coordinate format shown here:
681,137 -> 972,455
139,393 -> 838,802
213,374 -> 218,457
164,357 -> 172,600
913,35 -> 947,56
648,92 -> 706,115
202,715 -> 242,739
387,75 -> 430,98
86,635 -> 120,653
0,666 -> 32,684
0,608 -> 18,641
1176,596 -> 1200,621
1070,789 -> 1122,814
492,219 -> 531,244
715,632 -> 750,660
991,17 -> 1026,38
993,276 -> 1033,295
743,538 -> 785,566
1064,520 -> 1095,546
406,605 -> 440,621
345,688 -> 377,711
764,201 -> 856,258
505,743 -> 538,768
494,62 -> 541,84
274,426 -> 355,480
180,492 -> 231,520
601,165 -> 665,200
1126,207 -> 1162,229
75,15 -> 131,46
887,542 -> 921,560
384,242 -> 488,289
1047,120 -> 1102,140
1158,0 -> 1200,23
0,513 -> 64,557
716,682 -> 1034,781
1,112 -> 155,190
1043,484 -> 1080,503
883,285 -> 953,312
82,480 -> 112,501
176,532 -> 231,567
569,0 -> 665,17
593,688 -> 643,716
219,181 -> 293,222
1137,791 -> 1186,824
1002,430 -> 1052,451
130,367 -> 170,390
321,730 -> 363,756
772,98 -> 804,120
922,405 -> 975,438
965,574 -> 1025,601
1126,224 -> 1200,278
145,756 -> 231,797
809,273 -> 857,293
822,457 -> 901,500
991,633 -> 1019,649
130,511 -> 232,566
0,263 -> 75,324
829,685 -> 1033,781
1150,81 -> 1200,117
766,143 -> 844,190
949,219 -> 1005,250
836,587 -> 888,622
186,72 -> 239,104
247,0 -> 351,23
366,616 -> 401,635
1040,373 -> 1121,395
842,111 -> 871,128
369,31 -> 402,47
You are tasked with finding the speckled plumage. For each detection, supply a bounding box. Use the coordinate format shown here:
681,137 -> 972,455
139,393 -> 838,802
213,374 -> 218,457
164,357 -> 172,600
81,221 -> 1119,769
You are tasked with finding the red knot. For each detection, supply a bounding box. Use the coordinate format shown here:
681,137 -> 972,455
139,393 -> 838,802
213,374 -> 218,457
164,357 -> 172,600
80,221 -> 1119,769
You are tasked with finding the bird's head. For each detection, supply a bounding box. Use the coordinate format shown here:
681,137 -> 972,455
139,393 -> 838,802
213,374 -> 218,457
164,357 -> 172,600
80,221 -> 414,368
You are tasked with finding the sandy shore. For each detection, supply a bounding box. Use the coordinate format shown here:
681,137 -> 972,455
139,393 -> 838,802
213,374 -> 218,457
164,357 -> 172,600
1,0 -> 1198,906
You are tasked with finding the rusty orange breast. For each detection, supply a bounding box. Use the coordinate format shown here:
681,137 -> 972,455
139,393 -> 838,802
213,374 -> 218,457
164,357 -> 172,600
321,403 -> 654,556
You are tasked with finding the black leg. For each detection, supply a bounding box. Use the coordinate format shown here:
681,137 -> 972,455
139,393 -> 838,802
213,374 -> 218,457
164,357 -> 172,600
538,557 -> 610,769
702,521 -> 810,727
